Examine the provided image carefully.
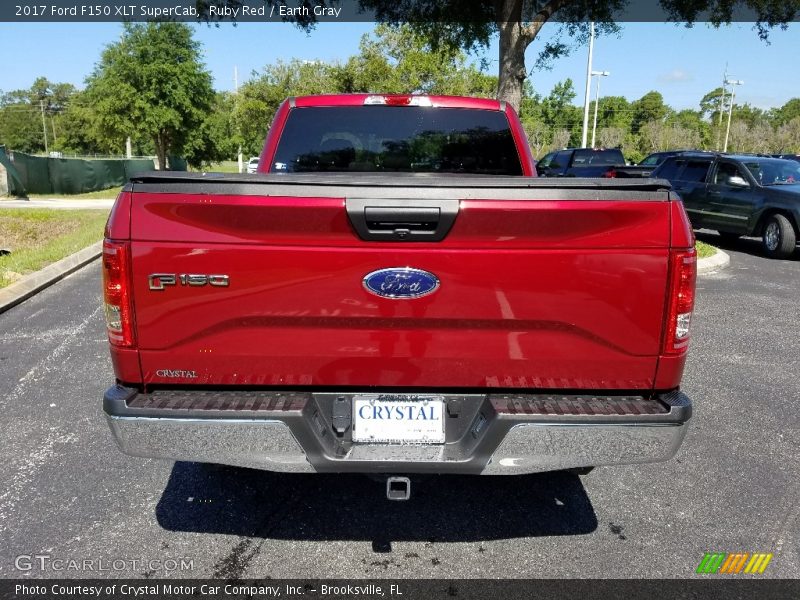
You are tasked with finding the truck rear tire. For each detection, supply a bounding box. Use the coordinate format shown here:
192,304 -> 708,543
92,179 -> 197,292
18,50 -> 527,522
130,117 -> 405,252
762,214 -> 796,259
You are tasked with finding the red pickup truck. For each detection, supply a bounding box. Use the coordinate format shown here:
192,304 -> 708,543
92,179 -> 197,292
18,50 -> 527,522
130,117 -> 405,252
102,94 -> 695,500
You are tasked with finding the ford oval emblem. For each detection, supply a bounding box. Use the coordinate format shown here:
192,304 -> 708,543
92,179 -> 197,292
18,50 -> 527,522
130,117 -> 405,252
363,267 -> 440,299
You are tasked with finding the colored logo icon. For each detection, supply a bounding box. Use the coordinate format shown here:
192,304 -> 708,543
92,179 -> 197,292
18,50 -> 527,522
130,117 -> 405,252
696,552 -> 773,574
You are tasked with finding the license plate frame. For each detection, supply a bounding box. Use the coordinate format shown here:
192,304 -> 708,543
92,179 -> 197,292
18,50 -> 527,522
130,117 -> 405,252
351,395 -> 446,444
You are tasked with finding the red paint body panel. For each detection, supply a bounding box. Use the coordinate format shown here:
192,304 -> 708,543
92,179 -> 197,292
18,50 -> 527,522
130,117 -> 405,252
110,346 -> 142,383
653,354 -> 689,390
292,94 -> 504,110
504,104 -> 536,177
104,191 -> 132,239
131,194 -> 668,249
128,194 -> 672,389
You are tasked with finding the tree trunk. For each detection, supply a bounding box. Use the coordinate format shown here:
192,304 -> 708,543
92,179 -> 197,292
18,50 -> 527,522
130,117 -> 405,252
495,0 -> 565,114
496,0 -> 527,114
155,132 -> 167,171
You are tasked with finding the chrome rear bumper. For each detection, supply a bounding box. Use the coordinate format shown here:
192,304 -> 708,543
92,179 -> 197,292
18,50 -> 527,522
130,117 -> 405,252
104,386 -> 691,475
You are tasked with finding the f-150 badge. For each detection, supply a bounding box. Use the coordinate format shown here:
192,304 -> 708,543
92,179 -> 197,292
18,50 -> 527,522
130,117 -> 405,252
148,273 -> 229,291
362,268 -> 439,299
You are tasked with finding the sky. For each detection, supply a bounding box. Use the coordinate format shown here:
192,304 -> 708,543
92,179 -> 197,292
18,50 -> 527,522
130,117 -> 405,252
1,20 -> 798,111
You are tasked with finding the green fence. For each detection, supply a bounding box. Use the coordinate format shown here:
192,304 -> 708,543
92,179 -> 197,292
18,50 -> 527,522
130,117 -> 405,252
0,147 -> 158,196
0,146 -> 25,196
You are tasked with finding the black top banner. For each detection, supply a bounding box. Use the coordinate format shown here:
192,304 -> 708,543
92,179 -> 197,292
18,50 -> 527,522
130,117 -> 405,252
2,0 -> 798,23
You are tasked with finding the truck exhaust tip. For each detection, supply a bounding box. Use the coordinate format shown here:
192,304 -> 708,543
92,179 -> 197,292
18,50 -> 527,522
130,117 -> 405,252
386,476 -> 411,501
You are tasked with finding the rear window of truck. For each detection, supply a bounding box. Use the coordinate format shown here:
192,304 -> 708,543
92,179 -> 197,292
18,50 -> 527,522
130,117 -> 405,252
270,106 -> 523,175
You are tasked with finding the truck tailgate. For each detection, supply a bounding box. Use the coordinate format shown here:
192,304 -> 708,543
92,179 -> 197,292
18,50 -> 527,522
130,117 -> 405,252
127,176 -> 672,390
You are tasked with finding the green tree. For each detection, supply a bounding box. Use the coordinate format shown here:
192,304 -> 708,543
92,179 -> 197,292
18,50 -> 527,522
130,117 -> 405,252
233,59 -> 346,156
630,91 -> 670,134
734,103 -> 768,128
0,77 -> 79,153
199,1 -> 797,112
353,0 -> 798,112
183,92 -> 238,167
773,98 -> 800,126
0,103 -> 42,152
540,79 -> 583,144
699,87 -> 725,120
774,117 -> 800,152
84,23 -> 215,169
340,24 -> 498,96
52,98 -> 106,155
595,96 -> 633,131
232,25 -> 499,156
668,108 -> 710,148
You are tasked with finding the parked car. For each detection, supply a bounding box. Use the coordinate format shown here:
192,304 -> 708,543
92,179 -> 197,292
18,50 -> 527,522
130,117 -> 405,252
638,150 -> 714,170
537,147 -> 622,177
536,147 -> 653,178
652,153 -> 800,258
246,156 -> 259,173
101,94 -> 694,499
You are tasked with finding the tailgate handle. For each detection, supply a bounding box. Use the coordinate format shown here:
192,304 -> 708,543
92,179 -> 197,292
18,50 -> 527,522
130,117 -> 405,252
347,198 -> 459,242
365,207 -> 440,232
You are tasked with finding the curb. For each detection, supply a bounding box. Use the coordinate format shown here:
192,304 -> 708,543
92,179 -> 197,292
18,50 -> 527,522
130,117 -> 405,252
0,241 -> 102,314
697,248 -> 730,275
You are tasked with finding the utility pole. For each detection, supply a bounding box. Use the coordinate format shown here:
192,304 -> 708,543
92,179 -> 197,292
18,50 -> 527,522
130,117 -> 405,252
723,79 -> 744,153
40,100 -> 49,154
715,64 -> 728,151
590,71 -> 610,148
235,66 -> 243,173
581,22 -> 595,148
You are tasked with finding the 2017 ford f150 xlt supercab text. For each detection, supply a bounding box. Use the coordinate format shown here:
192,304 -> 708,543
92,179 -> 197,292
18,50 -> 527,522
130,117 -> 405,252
102,94 -> 695,498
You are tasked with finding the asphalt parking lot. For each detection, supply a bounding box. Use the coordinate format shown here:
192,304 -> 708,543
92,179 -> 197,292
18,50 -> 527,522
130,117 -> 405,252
0,234 -> 798,579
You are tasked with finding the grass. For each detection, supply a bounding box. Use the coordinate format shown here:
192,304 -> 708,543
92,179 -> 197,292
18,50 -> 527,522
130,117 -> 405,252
25,186 -> 123,200
696,240 -> 717,259
0,209 -> 109,288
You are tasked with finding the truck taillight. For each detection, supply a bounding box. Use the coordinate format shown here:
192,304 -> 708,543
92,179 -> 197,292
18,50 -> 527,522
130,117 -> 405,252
663,249 -> 696,355
102,240 -> 135,347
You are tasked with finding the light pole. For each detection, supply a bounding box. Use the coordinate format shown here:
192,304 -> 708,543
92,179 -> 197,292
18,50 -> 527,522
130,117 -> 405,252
590,70 -> 610,148
234,66 -> 243,173
715,65 -> 728,151
580,21 -> 595,148
722,79 -> 743,153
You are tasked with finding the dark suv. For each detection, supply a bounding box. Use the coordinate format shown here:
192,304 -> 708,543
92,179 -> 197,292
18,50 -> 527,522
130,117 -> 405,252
652,153 -> 800,258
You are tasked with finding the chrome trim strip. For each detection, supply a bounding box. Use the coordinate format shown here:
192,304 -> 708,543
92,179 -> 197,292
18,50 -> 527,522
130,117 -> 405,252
702,210 -> 748,220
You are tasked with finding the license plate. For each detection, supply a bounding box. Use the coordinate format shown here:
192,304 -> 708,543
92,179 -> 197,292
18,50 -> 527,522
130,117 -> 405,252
352,395 -> 445,444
